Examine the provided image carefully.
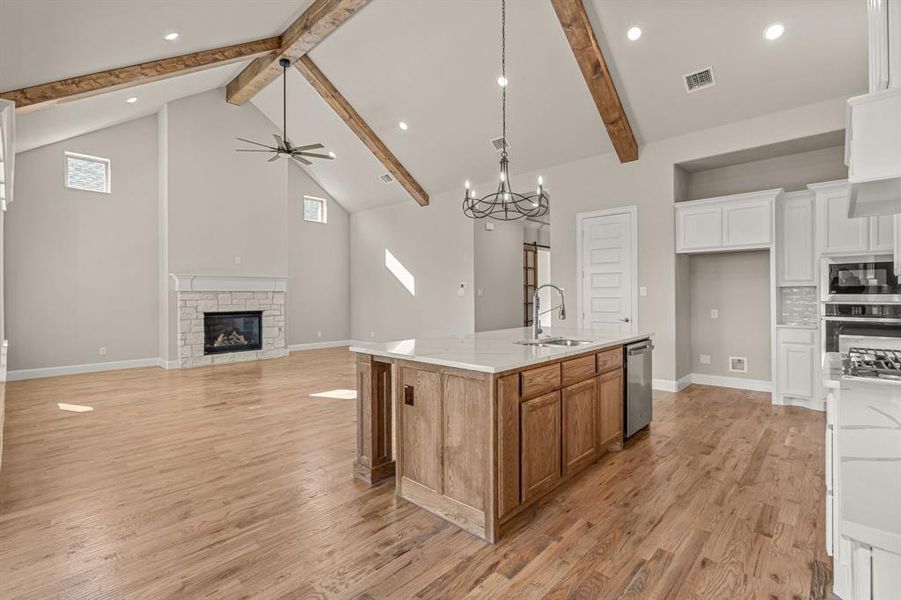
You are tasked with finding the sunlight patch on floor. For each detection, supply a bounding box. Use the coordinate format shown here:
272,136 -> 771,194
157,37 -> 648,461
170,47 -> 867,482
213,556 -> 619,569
310,389 -> 357,400
58,403 -> 93,412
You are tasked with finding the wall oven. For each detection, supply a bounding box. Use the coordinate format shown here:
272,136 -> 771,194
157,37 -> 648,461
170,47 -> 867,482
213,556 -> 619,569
822,302 -> 901,353
821,255 -> 901,302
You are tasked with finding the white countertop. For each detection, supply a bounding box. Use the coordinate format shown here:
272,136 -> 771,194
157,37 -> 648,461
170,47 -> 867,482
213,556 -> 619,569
350,325 -> 653,374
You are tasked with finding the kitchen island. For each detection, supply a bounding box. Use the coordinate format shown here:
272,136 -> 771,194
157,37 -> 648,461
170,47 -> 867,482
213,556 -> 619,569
350,326 -> 652,542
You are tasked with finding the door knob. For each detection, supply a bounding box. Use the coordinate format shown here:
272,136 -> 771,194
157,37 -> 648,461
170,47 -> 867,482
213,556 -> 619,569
622,317 -> 631,323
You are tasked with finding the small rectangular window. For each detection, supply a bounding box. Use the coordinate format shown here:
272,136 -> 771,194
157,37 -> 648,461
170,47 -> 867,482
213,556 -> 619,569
65,152 -> 110,193
303,195 -> 327,224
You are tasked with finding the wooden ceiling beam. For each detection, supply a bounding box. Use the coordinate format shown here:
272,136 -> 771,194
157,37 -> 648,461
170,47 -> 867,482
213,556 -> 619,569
1,37 -> 281,113
550,0 -> 638,162
295,55 -> 429,206
226,0 -> 369,106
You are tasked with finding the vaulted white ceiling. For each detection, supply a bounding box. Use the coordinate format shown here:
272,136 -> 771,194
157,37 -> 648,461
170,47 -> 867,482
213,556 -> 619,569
1,0 -> 868,212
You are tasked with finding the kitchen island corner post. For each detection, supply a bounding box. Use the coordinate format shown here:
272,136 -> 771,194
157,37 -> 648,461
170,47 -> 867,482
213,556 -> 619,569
353,353 -> 396,485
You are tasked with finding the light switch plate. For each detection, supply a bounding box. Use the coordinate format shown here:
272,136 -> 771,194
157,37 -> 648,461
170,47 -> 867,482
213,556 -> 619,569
710,309 -> 718,319
700,354 -> 711,365
639,286 -> 647,297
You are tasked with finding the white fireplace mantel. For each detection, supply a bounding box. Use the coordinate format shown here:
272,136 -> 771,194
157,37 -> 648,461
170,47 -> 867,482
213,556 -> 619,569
169,273 -> 288,293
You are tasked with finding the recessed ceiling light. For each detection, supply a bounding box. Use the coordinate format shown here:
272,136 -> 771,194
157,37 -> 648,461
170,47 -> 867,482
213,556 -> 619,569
328,151 -> 336,159
164,32 -> 179,41
398,121 -> 408,131
763,22 -> 784,41
497,75 -> 508,87
126,96 -> 138,104
627,26 -> 642,41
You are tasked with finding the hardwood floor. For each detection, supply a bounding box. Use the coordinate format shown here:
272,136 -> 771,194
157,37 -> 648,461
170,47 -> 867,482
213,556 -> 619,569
0,348 -> 832,599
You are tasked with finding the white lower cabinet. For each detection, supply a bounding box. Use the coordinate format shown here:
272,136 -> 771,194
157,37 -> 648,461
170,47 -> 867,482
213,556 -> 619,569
776,327 -> 817,404
843,540 -> 901,599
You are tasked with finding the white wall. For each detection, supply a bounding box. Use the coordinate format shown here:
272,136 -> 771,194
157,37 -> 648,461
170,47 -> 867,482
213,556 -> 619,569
685,145 -> 847,200
350,187 -> 474,341
6,116 -> 159,370
474,219 -> 523,332
287,163 -> 350,345
689,251 -> 771,380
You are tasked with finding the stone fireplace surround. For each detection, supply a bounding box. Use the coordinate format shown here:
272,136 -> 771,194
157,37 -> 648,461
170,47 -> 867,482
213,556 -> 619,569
170,274 -> 288,368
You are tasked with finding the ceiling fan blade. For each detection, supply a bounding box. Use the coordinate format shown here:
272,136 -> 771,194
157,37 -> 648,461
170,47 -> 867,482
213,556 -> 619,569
267,154 -> 280,162
274,134 -> 286,151
236,137 -> 273,149
292,143 -> 325,152
291,155 -> 313,166
296,152 -> 332,160
236,149 -> 276,152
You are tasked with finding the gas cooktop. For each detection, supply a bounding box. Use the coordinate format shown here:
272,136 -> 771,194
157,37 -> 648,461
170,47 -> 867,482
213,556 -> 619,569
844,346 -> 901,381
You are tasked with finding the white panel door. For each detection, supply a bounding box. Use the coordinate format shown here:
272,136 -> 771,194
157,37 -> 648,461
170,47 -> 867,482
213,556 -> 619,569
675,204 -> 722,252
870,214 -> 894,252
580,212 -> 634,328
722,198 -> 772,248
817,186 -> 870,255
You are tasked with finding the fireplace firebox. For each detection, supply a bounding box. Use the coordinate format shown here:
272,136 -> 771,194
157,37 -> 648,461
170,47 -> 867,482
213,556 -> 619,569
203,311 -> 263,355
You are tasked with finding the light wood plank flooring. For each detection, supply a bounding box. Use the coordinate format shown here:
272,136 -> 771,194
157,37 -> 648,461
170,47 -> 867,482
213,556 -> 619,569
0,347 -> 831,598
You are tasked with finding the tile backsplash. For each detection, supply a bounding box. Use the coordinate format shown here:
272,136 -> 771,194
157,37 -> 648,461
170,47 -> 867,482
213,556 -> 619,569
779,286 -> 818,325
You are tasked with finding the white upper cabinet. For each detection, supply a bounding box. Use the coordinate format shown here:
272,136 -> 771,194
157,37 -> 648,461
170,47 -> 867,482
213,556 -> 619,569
811,180 -> 893,255
846,89 -> 901,183
675,189 -> 778,254
777,191 -> 816,286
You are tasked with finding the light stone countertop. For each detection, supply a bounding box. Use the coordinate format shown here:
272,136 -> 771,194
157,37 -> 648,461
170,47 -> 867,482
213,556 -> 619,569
350,325 -> 653,374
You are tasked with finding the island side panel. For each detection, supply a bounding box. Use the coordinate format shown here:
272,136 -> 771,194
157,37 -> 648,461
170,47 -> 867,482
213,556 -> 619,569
496,373 -> 521,521
353,353 -> 395,485
394,359 -> 494,541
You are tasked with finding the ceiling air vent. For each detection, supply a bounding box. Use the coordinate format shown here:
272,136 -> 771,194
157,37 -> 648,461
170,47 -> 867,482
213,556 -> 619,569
379,172 -> 395,184
490,136 -> 509,153
683,67 -> 716,93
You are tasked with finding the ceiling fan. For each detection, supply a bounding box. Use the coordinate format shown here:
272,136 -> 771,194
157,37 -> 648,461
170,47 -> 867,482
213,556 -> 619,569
235,58 -> 334,166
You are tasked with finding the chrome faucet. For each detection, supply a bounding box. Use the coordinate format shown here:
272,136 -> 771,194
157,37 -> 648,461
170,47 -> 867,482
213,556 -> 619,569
533,284 -> 566,338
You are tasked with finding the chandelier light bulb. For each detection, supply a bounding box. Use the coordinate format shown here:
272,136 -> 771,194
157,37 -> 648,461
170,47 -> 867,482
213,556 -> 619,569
465,180 -> 470,189
497,75 -> 508,87
538,176 -> 543,186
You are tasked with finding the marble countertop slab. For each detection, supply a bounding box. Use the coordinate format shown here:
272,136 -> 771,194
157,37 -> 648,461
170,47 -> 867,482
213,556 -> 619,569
350,326 -> 654,374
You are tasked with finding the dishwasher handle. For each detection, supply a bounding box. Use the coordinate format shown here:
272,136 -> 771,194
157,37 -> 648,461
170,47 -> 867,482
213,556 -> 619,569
627,343 -> 654,356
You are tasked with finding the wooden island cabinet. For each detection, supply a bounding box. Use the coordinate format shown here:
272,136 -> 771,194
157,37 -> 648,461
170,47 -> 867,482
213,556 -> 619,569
352,329 -> 648,543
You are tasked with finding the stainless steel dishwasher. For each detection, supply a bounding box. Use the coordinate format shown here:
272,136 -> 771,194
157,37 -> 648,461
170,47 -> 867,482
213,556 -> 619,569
625,339 -> 654,438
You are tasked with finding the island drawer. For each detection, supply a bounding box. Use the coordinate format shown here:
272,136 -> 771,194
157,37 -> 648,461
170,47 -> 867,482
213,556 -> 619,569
521,363 -> 561,399
562,354 -> 597,386
597,347 -> 623,374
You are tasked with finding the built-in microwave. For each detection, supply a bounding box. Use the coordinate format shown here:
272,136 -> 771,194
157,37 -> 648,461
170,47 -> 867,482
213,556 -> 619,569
821,255 -> 901,302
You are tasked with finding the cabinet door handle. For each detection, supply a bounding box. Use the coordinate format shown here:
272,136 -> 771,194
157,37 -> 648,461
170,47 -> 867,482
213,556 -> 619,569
404,385 -> 415,406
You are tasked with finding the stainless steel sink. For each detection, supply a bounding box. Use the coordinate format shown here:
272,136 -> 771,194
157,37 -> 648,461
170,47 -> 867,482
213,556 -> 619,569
515,337 -> 591,347
542,338 -> 590,347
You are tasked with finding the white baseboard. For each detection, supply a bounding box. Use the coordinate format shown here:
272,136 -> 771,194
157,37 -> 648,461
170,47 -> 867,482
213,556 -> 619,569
688,373 -> 772,392
652,374 -> 691,392
157,358 -> 179,370
288,339 -> 353,351
653,373 -> 771,393
7,358 -> 163,381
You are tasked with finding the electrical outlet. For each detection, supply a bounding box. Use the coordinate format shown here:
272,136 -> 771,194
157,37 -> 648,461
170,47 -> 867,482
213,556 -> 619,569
317,331 -> 322,338
639,286 -> 647,297
370,331 -> 375,338
457,282 -> 466,297
710,308 -> 718,319
699,354 -> 711,365
99,346 -> 107,356
234,255 -> 242,265
477,288 -> 484,297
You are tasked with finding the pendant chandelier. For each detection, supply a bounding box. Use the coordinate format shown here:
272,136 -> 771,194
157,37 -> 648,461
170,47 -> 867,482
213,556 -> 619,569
463,0 -> 548,221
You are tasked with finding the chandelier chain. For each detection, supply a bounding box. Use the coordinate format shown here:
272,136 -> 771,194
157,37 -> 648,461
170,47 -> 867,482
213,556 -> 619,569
501,0 -> 506,159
